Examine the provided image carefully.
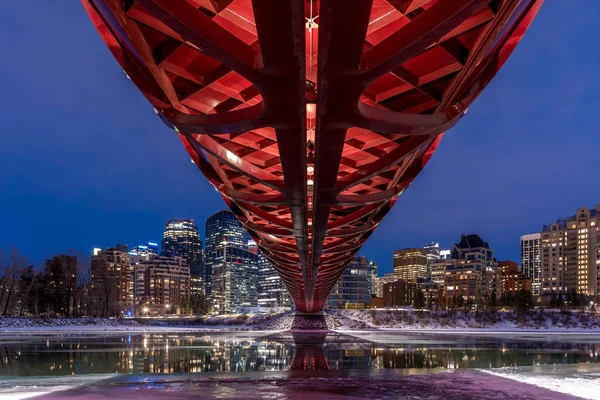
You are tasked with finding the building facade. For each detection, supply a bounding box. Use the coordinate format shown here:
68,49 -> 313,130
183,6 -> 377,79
134,255 -> 190,315
257,251 -> 291,309
521,233 -> 542,296
326,256 -> 373,309
393,248 -> 428,283
204,211 -> 247,299
541,205 -> 600,297
499,260 -> 532,294
423,242 -> 440,277
210,245 -> 258,313
369,260 -> 378,296
383,280 -> 406,307
91,245 -> 132,316
374,273 -> 398,298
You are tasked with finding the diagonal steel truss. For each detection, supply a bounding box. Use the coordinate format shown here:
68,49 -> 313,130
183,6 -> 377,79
82,0 -> 542,312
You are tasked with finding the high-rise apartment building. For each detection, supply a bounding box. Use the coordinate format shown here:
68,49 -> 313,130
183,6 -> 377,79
521,233 -> 542,296
91,245 -> 132,316
162,219 -> 203,277
326,256 -> 373,309
541,205 -> 600,297
134,255 -> 190,315
393,248 -> 428,283
435,234 -> 500,303
257,251 -> 291,309
205,211 -> 247,299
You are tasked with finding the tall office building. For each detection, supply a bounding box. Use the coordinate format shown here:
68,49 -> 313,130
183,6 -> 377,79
205,210 -> 248,299
90,245 -> 132,316
134,254 -> 190,315
162,219 -> 203,278
423,242 -> 441,261
423,242 -> 441,278
326,256 -> 373,309
211,244 -> 258,313
541,205 -> 600,297
369,260 -> 378,297
257,251 -> 291,309
521,233 -> 542,296
393,248 -> 428,283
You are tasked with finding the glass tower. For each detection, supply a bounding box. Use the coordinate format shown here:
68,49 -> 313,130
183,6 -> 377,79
205,210 -> 251,310
257,251 -> 291,309
161,219 -> 203,279
326,256 -> 373,308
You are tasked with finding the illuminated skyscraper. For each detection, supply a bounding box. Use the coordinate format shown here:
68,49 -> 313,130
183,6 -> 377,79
521,233 -> 542,296
162,219 -> 203,277
541,206 -> 600,297
257,251 -> 291,309
205,211 -> 255,312
393,248 -> 428,283
326,256 -> 373,309
423,242 -> 441,278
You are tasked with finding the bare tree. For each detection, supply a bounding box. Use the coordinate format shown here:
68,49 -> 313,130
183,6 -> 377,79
0,247 -> 28,315
90,258 -> 118,317
71,251 -> 90,317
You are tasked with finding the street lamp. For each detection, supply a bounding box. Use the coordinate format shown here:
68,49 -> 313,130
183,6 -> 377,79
142,307 -> 149,315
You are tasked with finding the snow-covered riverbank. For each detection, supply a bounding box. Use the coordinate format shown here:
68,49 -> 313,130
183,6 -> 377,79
326,309 -> 600,332
2,309 -> 600,334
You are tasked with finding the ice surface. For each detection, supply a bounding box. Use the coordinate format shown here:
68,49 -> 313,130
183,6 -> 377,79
483,364 -> 600,400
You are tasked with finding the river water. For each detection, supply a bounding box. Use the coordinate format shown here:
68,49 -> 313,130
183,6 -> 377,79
1,331 -> 599,399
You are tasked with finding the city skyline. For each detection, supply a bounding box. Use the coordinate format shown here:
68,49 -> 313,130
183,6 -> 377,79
1,1 -> 600,278
4,203 -> 600,278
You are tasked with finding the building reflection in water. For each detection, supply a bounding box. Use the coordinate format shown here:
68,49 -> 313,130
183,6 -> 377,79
1,332 -> 600,376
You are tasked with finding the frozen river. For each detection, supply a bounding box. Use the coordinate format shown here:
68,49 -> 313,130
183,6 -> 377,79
1,330 -> 599,399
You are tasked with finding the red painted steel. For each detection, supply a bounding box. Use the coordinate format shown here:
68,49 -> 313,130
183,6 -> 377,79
82,0 -> 543,312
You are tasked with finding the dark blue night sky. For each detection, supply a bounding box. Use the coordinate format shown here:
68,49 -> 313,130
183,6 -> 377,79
1,1 -> 599,275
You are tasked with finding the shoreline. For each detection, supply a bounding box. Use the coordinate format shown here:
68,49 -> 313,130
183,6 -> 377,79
1,325 -> 600,336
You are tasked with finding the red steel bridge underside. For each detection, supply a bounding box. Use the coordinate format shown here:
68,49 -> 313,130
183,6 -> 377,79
83,0 -> 542,313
